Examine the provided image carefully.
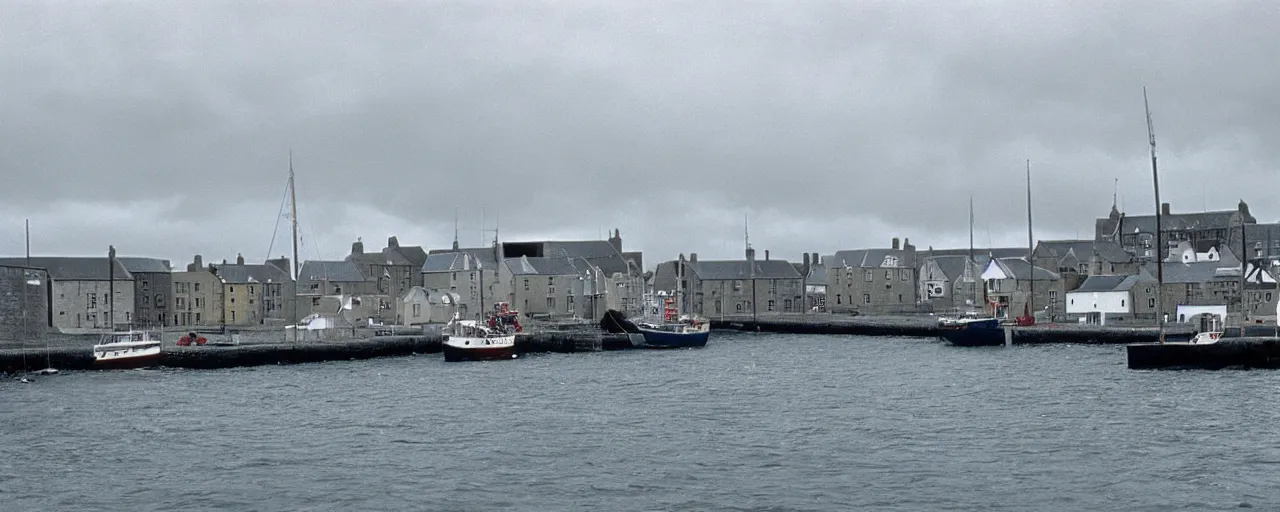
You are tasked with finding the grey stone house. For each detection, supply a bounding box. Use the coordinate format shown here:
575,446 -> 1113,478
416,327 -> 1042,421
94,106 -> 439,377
421,252 -> 482,320
208,255 -> 294,326
827,238 -> 919,315
1096,200 -> 1256,261
0,257 -> 135,331
346,236 -> 427,304
917,255 -> 984,314
296,260 -> 372,321
980,257 -> 1064,321
498,255 -> 594,319
671,247 -> 804,318
116,257 -> 173,328
1033,240 -> 1135,292
0,264 -> 50,340
501,230 -> 645,316
172,256 -> 224,327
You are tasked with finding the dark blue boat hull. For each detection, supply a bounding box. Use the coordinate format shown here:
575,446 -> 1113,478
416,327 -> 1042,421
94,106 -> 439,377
636,327 -> 710,348
939,319 -> 1006,347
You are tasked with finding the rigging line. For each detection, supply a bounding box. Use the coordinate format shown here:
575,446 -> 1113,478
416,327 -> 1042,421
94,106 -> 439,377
264,177 -> 292,262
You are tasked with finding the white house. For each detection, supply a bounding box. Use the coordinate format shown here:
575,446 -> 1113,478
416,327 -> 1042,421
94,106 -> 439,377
1066,276 -> 1132,325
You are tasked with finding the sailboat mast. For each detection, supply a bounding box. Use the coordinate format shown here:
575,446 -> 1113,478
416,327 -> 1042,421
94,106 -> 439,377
969,196 -> 976,309
1026,159 -> 1034,320
1145,87 -> 1165,343
288,152 -> 300,281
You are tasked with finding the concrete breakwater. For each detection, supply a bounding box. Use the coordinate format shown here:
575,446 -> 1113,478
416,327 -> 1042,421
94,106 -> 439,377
0,331 -> 635,373
1127,337 -> 1280,370
711,315 -> 1198,345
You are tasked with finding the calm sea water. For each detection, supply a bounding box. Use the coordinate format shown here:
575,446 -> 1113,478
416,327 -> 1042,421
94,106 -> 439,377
2,333 -> 1278,511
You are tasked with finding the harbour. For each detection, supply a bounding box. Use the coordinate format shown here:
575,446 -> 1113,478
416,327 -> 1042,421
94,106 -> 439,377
4,332 -> 1277,511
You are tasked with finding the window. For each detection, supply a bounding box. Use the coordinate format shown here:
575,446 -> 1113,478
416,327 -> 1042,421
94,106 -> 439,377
897,294 -> 903,302
125,312 -> 130,322
836,294 -> 842,305
568,295 -> 575,306
312,298 -> 320,306
715,300 -> 722,313
767,299 -> 775,311
142,281 -> 149,293
736,303 -> 743,312
1268,293 -> 1274,302
884,270 -> 892,280
548,276 -> 555,286
334,286 -> 342,294
901,269 -> 910,281
155,294 -> 164,307
88,294 -> 97,309
230,298 -> 236,304
195,298 -> 203,308
310,283 -> 319,290
143,295 -> 150,305
734,280 -> 742,291
863,294 -> 871,304
470,272 -> 476,280
250,286 -> 256,294
230,286 -> 235,293
524,279 -> 530,291
1121,299 -> 1126,307
1149,298 -> 1156,308
864,270 -> 873,282
412,303 -> 421,316
194,283 -> 201,292
547,297 -> 556,309
230,311 -> 236,322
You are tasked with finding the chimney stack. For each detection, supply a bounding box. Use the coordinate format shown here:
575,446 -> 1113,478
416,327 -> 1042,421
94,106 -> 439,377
236,253 -> 245,265
803,253 -> 810,267
352,238 -> 364,255
892,238 -> 900,250
1161,203 -> 1171,216
690,253 -> 698,264
387,236 -> 399,248
813,252 -> 820,265
765,250 -> 770,261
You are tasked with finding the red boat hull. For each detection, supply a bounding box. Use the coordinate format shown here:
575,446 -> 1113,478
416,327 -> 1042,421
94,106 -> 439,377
93,352 -> 163,370
442,343 -> 517,362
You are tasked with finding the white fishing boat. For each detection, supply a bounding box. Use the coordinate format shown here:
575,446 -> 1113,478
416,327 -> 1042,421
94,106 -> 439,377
442,303 -> 519,362
92,330 -> 162,369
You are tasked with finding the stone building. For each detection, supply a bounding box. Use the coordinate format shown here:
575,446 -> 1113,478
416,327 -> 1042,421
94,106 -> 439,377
0,264 -> 50,340
669,246 -> 804,318
208,254 -> 294,326
171,255 -> 223,327
0,256 -> 135,331
980,257 -> 1064,321
1032,240 -> 1135,292
295,259 -> 373,322
117,257 -> 172,328
827,238 -> 919,315
1096,200 -> 1256,261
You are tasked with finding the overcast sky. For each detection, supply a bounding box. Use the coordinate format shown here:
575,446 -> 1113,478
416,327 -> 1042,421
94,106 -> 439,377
2,1 -> 1277,269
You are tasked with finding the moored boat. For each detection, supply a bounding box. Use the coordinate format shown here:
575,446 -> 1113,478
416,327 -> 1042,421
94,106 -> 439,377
93,330 -> 163,369
442,302 -> 520,362
634,296 -> 711,349
937,316 -> 1006,347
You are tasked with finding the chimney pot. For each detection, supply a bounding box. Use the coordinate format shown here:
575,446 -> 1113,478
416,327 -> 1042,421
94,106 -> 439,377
690,253 -> 698,263
892,238 -> 900,250
1161,203 -> 1171,215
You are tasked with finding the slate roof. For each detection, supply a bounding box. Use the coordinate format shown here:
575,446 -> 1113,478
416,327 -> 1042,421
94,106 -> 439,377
421,252 -> 479,273
211,263 -> 289,284
1036,240 -> 1133,264
830,249 -> 916,269
925,248 -> 1028,261
925,255 -> 973,281
543,241 -> 634,275
0,257 -> 133,281
987,258 -> 1059,281
1073,275 -> 1128,293
503,256 -> 583,276
429,247 -> 500,269
1114,209 -> 1242,234
116,257 -> 172,273
689,259 -> 802,280
1158,261 -> 1242,284
297,260 -> 366,283
805,263 -> 827,285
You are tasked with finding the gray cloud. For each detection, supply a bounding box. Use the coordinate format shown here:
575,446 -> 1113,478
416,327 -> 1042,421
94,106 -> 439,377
2,1 -> 1278,267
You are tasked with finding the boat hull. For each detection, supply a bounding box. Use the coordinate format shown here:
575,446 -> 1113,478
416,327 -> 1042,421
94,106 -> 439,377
635,327 -> 710,349
939,319 -> 1006,347
442,342 -> 517,362
93,351 -> 163,370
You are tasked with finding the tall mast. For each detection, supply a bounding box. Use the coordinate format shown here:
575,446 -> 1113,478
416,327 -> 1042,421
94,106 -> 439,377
1026,159 -> 1034,321
25,219 -> 30,266
288,151 -> 300,281
1145,87 -> 1165,343
969,195 -> 977,309
108,245 -> 116,331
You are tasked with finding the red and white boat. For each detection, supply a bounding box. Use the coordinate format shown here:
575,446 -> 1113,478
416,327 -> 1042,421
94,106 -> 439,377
442,302 -> 521,362
93,330 -> 163,369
